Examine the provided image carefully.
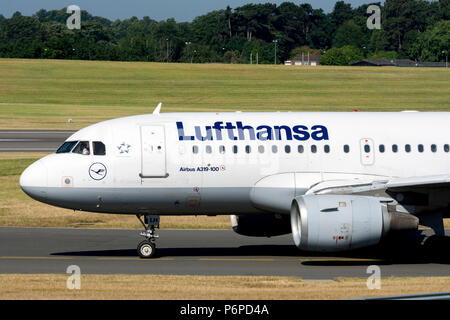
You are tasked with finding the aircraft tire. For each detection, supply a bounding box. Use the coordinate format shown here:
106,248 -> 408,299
137,240 -> 156,259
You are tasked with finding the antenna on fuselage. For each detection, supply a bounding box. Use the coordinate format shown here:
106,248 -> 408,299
153,102 -> 162,115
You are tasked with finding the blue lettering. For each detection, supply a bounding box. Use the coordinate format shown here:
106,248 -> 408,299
225,122 -> 238,140
195,126 -> 213,141
236,121 -> 255,140
256,125 -> 272,141
274,125 -> 293,140
212,121 -> 224,140
176,122 -> 329,141
177,122 -> 194,141
311,125 -> 329,141
292,125 -> 310,141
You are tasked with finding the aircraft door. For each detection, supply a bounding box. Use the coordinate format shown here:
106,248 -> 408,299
360,138 -> 375,166
140,125 -> 168,178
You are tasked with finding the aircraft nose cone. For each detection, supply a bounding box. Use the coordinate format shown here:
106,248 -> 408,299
20,160 -> 48,198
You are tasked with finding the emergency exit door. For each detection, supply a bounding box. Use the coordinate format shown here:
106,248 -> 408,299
140,125 -> 167,178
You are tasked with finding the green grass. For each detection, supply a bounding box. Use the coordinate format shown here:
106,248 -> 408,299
0,58 -> 448,129
0,158 -> 37,177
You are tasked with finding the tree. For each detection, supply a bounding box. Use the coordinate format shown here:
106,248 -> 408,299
223,50 -> 240,63
0,2 -> 446,63
368,51 -> 398,60
179,43 -> 219,63
240,39 -> 276,64
320,45 -> 363,65
332,20 -> 364,48
306,8 -> 332,50
225,6 -> 233,38
439,0 -> 450,19
382,0 -> 432,52
411,20 -> 450,61
234,3 -> 277,42
272,2 -> 308,53
192,10 -> 228,51
330,1 -> 354,30
289,45 -> 320,59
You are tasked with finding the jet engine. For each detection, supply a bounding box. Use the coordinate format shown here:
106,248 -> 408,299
290,194 -> 419,252
230,214 -> 291,237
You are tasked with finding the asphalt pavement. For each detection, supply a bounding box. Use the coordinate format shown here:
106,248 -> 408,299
0,130 -> 75,152
1,227 -> 449,279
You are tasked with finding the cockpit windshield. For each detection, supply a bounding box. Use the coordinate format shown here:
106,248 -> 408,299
72,141 -> 90,155
93,141 -> 106,155
56,140 -> 106,155
56,141 -> 78,154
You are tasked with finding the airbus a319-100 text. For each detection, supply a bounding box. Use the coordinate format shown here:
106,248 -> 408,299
20,104 -> 450,258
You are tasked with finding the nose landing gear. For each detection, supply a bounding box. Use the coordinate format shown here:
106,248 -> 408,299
136,214 -> 160,258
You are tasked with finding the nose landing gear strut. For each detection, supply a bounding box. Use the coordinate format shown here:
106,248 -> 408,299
136,214 -> 160,258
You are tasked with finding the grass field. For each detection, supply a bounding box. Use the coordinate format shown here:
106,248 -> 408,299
0,59 -> 448,300
0,58 -> 448,130
1,274 -> 450,300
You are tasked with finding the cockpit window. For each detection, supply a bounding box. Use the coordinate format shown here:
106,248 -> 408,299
56,141 -> 78,154
93,141 -> 106,155
72,141 -> 90,155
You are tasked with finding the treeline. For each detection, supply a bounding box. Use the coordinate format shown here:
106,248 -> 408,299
0,0 -> 448,65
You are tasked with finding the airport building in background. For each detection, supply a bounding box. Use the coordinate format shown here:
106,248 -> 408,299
284,53 -> 321,66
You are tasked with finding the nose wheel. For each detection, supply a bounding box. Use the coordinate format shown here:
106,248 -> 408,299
136,214 -> 160,259
137,240 -> 156,258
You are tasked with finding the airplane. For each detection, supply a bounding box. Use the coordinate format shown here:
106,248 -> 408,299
19,104 -> 450,258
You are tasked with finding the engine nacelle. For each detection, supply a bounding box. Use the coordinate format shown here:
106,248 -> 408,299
290,195 -> 419,252
230,214 -> 291,237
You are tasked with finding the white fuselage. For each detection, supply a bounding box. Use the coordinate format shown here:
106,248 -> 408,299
20,112 -> 450,216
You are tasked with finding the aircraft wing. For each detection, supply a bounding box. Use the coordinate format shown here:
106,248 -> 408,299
308,174 -> 450,203
386,174 -> 450,191
251,173 -> 450,214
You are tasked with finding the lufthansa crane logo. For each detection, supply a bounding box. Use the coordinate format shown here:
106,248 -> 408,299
89,163 -> 107,181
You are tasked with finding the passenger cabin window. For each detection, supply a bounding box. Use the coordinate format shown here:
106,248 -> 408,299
431,144 -> 437,153
258,145 -> 265,153
233,145 -> 238,154
272,145 -> 278,153
192,146 -> 199,154
445,144 -> 450,153
245,145 -> 251,154
324,145 -> 330,153
343,145 -> 350,153
206,145 -> 212,154
405,144 -> 411,153
93,141 -> 106,156
72,141 -> 90,155
298,145 -> 304,153
285,145 -> 291,153
219,146 -> 225,154
311,145 -> 317,153
392,144 -> 398,153
56,141 -> 78,154
364,145 -> 370,153
379,145 -> 385,153
418,144 -> 424,153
